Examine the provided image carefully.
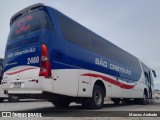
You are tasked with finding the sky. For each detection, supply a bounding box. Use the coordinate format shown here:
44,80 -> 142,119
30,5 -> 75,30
0,0 -> 160,89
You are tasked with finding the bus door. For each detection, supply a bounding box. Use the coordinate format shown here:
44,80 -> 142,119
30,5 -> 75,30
148,71 -> 152,98
148,70 -> 156,99
145,71 -> 152,99
0,63 -> 2,82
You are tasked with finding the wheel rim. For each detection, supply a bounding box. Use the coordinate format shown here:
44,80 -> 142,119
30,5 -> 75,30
94,90 -> 102,105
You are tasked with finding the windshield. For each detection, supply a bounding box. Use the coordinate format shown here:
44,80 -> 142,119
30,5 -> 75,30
8,10 -> 53,41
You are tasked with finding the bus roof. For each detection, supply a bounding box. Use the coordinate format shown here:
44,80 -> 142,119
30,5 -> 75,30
10,3 -> 44,25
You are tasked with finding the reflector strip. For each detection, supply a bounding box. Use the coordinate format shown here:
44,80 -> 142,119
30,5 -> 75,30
6,68 -> 37,75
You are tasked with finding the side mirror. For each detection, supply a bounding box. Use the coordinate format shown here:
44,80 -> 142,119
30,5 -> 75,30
152,70 -> 157,77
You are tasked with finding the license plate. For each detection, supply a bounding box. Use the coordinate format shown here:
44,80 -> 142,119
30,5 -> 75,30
13,82 -> 21,88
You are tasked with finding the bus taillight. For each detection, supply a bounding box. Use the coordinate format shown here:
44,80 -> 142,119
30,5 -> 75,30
39,44 -> 51,78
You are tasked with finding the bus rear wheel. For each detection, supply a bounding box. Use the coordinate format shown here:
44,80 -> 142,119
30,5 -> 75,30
52,98 -> 71,108
82,85 -> 104,109
140,91 -> 148,105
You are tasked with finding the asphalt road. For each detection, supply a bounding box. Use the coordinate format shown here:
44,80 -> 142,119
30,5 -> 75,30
0,99 -> 160,120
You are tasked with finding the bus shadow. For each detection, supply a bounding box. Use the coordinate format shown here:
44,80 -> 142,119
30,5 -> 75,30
16,101 -> 138,112
14,102 -> 142,117
2,99 -> 46,103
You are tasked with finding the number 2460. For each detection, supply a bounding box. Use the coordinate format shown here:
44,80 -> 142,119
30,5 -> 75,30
27,56 -> 39,64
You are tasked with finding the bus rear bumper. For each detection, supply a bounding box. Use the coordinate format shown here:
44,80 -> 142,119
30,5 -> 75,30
2,77 -> 53,95
6,89 -> 43,94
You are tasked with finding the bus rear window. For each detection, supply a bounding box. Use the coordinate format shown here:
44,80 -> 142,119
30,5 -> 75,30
8,10 -> 53,41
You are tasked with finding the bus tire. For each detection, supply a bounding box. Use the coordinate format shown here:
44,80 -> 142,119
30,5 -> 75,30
52,98 -> 70,108
8,95 -> 20,102
140,91 -> 148,105
88,85 -> 104,109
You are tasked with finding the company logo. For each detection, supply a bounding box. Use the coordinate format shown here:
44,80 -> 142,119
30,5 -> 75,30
1,112 -> 42,117
16,16 -> 32,34
2,112 -> 11,117
95,58 -> 107,68
95,58 -> 132,75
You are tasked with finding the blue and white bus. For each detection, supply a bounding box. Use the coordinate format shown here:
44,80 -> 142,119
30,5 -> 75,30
2,3 -> 156,109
